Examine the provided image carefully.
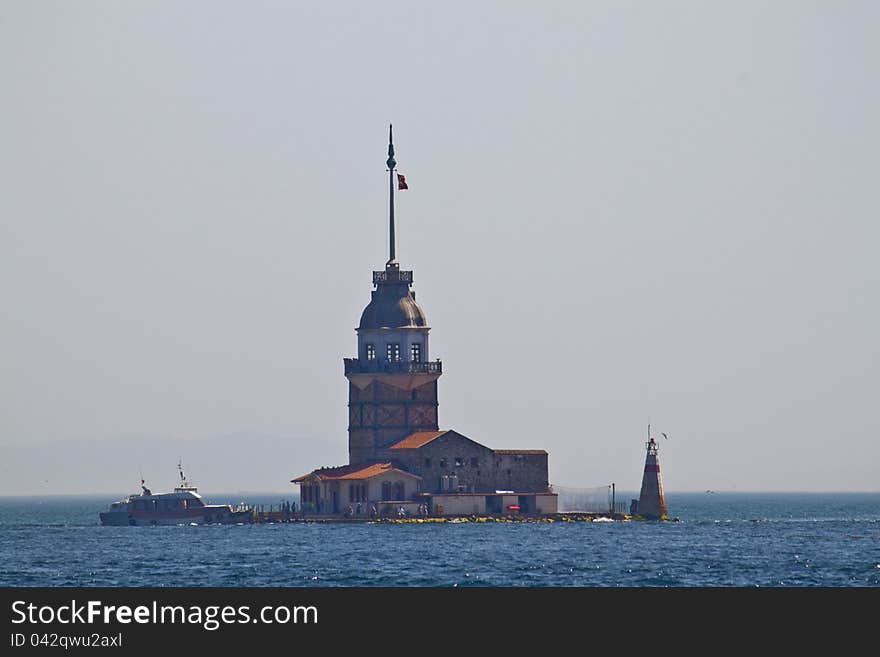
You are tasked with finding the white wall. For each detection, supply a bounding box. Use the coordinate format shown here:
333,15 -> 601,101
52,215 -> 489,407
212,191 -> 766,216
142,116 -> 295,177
364,470 -> 420,501
430,494 -> 486,515
535,494 -> 558,514
357,327 -> 430,363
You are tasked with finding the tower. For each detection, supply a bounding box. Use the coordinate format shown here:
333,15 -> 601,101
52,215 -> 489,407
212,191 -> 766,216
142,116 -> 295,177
343,126 -> 442,464
637,425 -> 668,519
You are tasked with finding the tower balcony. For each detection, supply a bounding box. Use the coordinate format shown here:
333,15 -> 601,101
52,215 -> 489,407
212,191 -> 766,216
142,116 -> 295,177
344,358 -> 442,375
373,269 -> 413,285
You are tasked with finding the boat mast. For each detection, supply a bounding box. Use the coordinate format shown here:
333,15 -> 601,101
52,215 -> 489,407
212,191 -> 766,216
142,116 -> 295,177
176,460 -> 196,491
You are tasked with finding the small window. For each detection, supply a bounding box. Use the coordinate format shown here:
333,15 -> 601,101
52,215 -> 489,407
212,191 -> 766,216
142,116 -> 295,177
386,343 -> 400,362
424,458 -> 431,468
439,458 -> 447,468
470,457 -> 478,467
454,457 -> 463,467
411,343 -> 421,363
366,344 -> 375,361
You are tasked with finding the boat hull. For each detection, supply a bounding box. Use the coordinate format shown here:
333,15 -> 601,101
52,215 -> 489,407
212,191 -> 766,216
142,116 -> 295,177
99,509 -> 253,526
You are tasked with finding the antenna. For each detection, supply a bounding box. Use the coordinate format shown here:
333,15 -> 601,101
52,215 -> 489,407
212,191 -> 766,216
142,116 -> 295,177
386,124 -> 397,265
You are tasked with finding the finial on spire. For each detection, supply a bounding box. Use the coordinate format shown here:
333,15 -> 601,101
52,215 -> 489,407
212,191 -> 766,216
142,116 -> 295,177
386,124 -> 396,170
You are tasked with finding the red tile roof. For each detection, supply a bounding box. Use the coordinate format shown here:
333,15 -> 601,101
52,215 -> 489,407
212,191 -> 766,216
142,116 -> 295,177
388,430 -> 448,450
291,462 -> 421,483
494,449 -> 547,455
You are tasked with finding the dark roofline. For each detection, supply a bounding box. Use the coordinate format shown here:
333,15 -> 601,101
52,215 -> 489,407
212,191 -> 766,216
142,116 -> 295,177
493,449 -> 547,455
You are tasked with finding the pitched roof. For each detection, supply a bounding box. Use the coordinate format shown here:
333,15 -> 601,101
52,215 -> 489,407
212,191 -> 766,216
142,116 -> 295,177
494,449 -> 547,455
291,462 -> 421,483
388,430 -> 448,450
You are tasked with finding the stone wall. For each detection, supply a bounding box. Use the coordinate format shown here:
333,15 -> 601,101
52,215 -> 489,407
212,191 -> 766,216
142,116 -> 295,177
379,430 -> 550,494
347,379 -> 439,464
491,451 -> 549,493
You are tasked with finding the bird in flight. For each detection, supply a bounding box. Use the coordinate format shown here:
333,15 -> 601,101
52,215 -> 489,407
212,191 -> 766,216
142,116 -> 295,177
661,432 -> 668,440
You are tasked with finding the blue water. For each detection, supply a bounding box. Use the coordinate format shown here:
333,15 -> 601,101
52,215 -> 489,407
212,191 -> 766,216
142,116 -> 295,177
0,493 -> 877,586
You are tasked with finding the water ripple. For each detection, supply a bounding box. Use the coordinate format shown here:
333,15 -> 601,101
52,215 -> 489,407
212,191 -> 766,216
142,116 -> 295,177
1,493 -> 879,586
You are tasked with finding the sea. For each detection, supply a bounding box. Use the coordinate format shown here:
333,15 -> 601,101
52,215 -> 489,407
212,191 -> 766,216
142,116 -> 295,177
1,492 -> 877,587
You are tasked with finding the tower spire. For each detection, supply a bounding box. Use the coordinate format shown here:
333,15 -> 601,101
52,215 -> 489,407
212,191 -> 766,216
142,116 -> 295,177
386,124 -> 397,266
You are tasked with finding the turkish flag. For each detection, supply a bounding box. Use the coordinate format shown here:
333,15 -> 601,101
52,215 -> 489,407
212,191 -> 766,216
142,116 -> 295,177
397,173 -> 408,190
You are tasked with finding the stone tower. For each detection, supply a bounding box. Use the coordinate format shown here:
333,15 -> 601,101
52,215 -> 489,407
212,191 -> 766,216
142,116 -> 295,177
343,126 -> 442,465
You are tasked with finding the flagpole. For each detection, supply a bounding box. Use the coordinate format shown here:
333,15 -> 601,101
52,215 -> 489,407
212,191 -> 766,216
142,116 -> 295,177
387,124 -> 396,265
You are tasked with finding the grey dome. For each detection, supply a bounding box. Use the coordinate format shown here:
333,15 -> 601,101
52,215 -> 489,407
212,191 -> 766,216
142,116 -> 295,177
359,286 -> 427,329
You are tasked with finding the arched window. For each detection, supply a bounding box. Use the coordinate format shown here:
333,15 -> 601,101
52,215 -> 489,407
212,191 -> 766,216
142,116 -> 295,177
393,481 -> 405,501
382,481 -> 392,501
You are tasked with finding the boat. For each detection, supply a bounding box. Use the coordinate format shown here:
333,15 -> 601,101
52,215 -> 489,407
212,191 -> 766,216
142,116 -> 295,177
99,462 -> 254,526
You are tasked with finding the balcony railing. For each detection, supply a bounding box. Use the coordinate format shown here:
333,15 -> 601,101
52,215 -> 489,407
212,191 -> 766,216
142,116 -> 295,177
344,358 -> 442,375
373,270 -> 413,285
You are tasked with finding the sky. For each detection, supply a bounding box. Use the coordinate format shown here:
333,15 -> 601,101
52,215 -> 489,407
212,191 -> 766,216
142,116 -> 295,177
1,1 -> 878,495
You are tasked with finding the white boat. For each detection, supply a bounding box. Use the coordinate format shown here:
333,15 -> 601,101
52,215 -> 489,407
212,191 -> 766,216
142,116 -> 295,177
99,463 -> 253,526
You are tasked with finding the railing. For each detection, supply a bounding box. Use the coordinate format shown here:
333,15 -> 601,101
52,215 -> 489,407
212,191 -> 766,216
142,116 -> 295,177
373,269 -> 413,284
344,358 -> 442,375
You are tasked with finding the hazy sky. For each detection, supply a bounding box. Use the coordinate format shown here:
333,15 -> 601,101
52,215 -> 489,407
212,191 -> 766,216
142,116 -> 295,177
2,2 -> 878,495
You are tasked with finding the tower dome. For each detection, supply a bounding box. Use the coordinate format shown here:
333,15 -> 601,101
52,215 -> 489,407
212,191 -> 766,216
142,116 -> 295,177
358,277 -> 427,329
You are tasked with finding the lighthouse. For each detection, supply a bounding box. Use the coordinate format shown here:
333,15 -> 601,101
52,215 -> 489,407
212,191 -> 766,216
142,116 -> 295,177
343,125 -> 442,465
292,126 -> 556,517
636,425 -> 668,519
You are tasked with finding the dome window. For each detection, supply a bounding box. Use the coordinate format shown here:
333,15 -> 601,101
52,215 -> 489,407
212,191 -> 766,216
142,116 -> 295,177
386,343 -> 400,362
